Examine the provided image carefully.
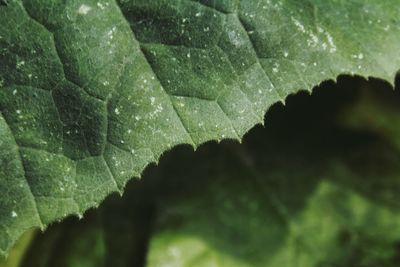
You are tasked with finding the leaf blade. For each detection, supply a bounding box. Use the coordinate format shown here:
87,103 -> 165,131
1,0 -> 400,255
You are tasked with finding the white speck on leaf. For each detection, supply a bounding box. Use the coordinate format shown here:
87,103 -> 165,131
78,4 -> 92,15
325,31 -> 337,53
16,60 -> 25,69
291,17 -> 306,33
97,2 -> 105,9
228,31 -> 244,48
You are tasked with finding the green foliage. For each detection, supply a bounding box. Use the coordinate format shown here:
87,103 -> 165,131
6,77 -> 400,266
1,0 -> 400,263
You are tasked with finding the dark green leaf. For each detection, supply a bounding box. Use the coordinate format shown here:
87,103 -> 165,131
1,0 -> 400,255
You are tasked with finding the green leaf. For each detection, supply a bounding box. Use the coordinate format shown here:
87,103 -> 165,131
16,79 -> 400,266
1,0 -> 400,255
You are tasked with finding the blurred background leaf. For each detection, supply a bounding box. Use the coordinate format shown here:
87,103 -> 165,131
0,231 -> 35,267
